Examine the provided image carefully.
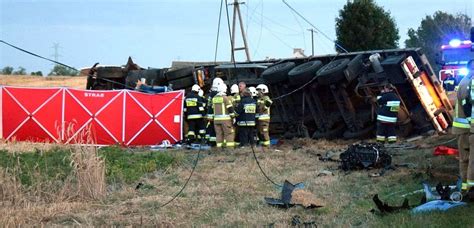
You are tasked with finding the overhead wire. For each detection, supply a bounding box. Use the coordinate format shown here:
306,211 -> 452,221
214,0 -> 225,63
281,0 -> 349,53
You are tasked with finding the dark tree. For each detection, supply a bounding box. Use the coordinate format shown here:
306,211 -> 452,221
335,0 -> 400,52
1,66 -> 14,75
12,67 -> 27,75
405,11 -> 471,71
48,65 -> 78,76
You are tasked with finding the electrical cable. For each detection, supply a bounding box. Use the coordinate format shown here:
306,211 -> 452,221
152,143 -> 203,209
250,144 -> 283,187
224,0 -> 238,69
281,0 -> 349,53
214,0 -> 224,63
1,40 -> 77,71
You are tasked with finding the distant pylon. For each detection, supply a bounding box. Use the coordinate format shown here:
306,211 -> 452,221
51,43 -> 61,62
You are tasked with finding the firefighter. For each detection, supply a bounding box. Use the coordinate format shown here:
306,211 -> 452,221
443,71 -> 456,92
256,84 -> 272,147
452,59 -> 474,194
236,88 -> 257,147
249,86 -> 258,99
375,84 -> 400,144
230,84 -> 241,108
205,83 -> 220,146
238,81 -> 247,94
184,84 -> 206,144
212,79 -> 236,148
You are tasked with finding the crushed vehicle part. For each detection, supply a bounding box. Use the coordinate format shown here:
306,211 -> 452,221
372,194 -> 415,214
339,143 -> 391,171
411,200 -> 466,214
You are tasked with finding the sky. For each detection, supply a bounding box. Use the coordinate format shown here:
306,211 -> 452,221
1,0 -> 473,75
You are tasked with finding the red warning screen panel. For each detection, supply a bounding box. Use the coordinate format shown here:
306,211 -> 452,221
1,86 -> 184,146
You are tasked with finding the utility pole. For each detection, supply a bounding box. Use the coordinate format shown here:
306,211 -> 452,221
307,29 -> 316,56
51,43 -> 62,62
229,0 -> 251,62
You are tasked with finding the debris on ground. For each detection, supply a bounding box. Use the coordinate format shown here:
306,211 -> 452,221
290,215 -> 316,227
433,146 -> 458,156
264,180 -> 323,209
371,194 -> 416,214
411,200 -> 466,214
317,170 -> 334,177
339,143 -> 391,172
291,189 -> 324,208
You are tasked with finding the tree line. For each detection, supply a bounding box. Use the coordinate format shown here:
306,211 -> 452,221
1,64 -> 78,76
335,0 -> 471,70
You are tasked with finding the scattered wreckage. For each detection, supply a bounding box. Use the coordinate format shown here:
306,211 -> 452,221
82,47 -> 453,140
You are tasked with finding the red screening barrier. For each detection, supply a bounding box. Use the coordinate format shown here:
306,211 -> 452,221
0,86 -> 183,146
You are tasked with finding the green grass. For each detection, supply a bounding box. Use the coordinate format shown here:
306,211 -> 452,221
0,147 -> 72,186
0,146 -> 180,187
98,146 -> 178,184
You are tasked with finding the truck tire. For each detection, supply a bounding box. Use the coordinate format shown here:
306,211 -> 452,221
165,66 -> 194,81
288,60 -> 323,85
344,54 -> 365,83
261,62 -> 295,84
168,76 -> 195,90
96,66 -> 125,79
316,58 -> 350,86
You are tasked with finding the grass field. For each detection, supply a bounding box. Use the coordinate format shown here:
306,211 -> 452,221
0,135 -> 473,227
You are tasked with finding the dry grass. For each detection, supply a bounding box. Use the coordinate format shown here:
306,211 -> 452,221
0,75 -> 86,88
0,130 -> 106,226
0,135 -> 472,226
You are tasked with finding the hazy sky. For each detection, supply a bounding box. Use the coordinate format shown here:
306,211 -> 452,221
1,0 -> 473,75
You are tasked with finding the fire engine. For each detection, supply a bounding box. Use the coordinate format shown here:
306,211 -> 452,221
439,37 -> 474,83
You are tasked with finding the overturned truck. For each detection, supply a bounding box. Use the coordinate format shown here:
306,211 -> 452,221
84,48 -> 453,139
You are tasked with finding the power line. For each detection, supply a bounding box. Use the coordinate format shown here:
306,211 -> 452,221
214,0 -> 224,63
281,0 -> 349,53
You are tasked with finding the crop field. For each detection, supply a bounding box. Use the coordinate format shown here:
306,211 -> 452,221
0,75 -> 87,89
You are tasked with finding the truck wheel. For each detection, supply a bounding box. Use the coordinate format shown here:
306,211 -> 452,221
288,60 -> 323,85
344,54 -> 365,83
261,62 -> 295,84
343,125 -> 375,139
316,58 -> 350,86
168,76 -> 195,90
165,66 -> 194,81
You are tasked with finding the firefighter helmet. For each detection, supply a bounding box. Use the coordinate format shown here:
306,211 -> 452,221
191,84 -> 200,92
256,84 -> 269,94
249,87 -> 257,97
198,89 -> 204,97
217,83 -> 227,94
212,77 -> 225,88
230,84 -> 239,94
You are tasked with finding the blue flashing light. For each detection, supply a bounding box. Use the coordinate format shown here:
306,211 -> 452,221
458,68 -> 469,76
449,39 -> 462,47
